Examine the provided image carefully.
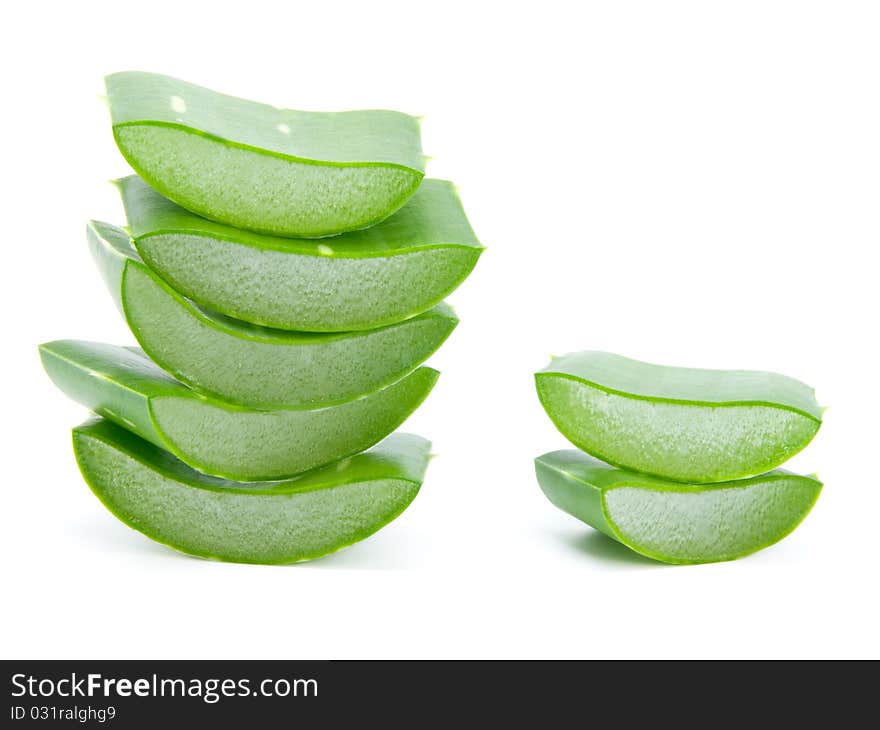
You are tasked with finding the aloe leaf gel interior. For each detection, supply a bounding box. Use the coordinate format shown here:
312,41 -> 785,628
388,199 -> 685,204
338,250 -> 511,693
536,351 -> 822,483
535,450 -> 822,564
88,221 -> 457,408
75,418 -> 432,564
106,71 -> 426,237
40,340 -> 438,481
118,175 -> 483,331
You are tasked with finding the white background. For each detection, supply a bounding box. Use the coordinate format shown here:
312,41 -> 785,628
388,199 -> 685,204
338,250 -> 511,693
2,1 -> 877,659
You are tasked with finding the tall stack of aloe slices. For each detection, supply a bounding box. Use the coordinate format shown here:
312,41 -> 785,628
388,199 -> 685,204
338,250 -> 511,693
534,352 -> 823,564
39,72 -> 482,564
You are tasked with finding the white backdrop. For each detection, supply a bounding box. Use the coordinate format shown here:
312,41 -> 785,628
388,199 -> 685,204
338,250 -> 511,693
2,1 -> 877,659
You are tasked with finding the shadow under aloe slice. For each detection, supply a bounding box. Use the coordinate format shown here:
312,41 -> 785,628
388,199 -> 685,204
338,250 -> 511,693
117,175 -> 482,332
74,418 -> 431,564
105,71 -> 425,237
88,221 -> 457,409
535,351 -> 822,483
39,340 -> 438,480
535,450 -> 822,565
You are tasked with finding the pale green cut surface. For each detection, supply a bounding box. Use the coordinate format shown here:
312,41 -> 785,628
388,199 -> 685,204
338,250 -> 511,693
39,340 -> 438,480
536,351 -> 821,482
535,450 -> 822,564
89,221 -> 457,408
74,418 -> 431,564
119,175 -> 483,331
106,71 -> 425,237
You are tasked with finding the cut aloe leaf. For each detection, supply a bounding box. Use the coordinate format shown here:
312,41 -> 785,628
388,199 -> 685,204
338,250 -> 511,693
105,71 -> 425,237
535,450 -> 822,564
535,351 -> 822,483
39,340 -> 438,480
74,418 -> 430,564
118,175 -> 482,332
87,221 -> 457,408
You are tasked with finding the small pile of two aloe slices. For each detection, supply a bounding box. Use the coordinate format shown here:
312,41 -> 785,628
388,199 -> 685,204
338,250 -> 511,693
40,72 -> 483,564
534,351 -> 823,564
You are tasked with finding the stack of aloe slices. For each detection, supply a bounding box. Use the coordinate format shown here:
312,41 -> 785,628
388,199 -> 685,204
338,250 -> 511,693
40,72 -> 483,564
534,351 -> 823,564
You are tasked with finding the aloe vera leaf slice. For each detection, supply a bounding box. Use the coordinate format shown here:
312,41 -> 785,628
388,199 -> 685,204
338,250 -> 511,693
535,351 -> 822,483
105,71 -> 425,237
535,450 -> 822,564
88,221 -> 457,409
74,417 -> 430,564
39,340 -> 438,480
118,175 -> 482,331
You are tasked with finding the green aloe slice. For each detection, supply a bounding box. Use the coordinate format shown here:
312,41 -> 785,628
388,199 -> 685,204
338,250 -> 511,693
535,351 -> 822,482
39,340 -> 438,480
105,71 -> 425,237
118,175 -> 483,332
74,418 -> 431,564
535,450 -> 822,564
88,221 -> 457,408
